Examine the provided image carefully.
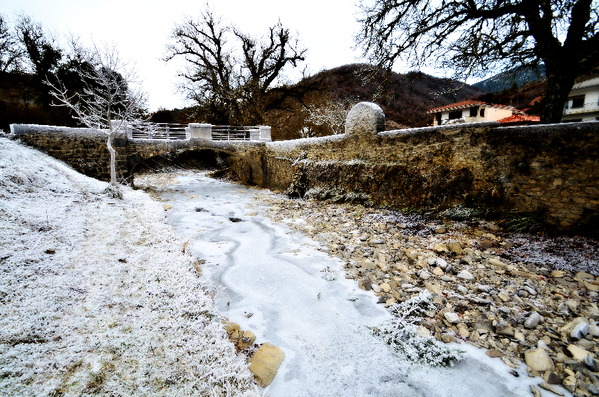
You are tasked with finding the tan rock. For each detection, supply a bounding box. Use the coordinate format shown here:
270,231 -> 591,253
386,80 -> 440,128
237,330 -> 256,350
497,292 -> 511,302
457,323 -> 470,338
432,267 -> 444,277
488,258 -> 507,268
223,321 -> 240,336
433,243 -> 449,254
530,384 -> 542,397
435,225 -> 446,234
566,344 -> 591,361
249,343 -> 285,387
416,326 -> 431,337
574,271 -> 595,281
380,282 -> 391,293
551,270 -> 565,278
359,261 -> 376,270
486,349 -> 503,358
562,375 -> 576,393
163,203 -> 173,210
447,240 -> 463,255
584,280 -> 599,291
524,349 -> 555,372
424,281 -> 442,295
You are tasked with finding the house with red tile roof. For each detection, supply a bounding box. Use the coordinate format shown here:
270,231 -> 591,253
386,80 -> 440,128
561,77 -> 599,122
427,100 -> 526,126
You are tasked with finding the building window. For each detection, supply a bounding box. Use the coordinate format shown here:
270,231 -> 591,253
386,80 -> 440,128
480,108 -> 485,117
469,107 -> 478,117
449,110 -> 462,119
567,95 -> 585,108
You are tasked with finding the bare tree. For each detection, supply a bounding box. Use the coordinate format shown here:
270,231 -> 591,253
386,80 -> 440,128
46,43 -> 146,187
305,99 -> 354,135
356,0 -> 599,122
165,8 -> 306,125
0,14 -> 24,72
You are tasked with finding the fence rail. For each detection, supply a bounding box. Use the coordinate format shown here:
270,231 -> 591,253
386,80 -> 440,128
211,125 -> 259,141
128,123 -> 188,140
124,122 -> 271,142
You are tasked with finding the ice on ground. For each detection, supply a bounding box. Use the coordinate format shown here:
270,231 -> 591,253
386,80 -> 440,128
159,173 -> 568,397
0,138 -> 260,396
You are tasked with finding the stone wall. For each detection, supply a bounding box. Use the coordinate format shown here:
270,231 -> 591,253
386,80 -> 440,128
9,111 -> 599,233
257,118 -> 599,232
9,124 -> 128,182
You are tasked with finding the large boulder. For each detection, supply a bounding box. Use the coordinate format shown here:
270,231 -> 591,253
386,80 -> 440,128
249,342 -> 285,387
345,102 -> 385,136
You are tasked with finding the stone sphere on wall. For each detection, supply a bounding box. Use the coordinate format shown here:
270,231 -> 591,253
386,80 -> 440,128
345,102 -> 385,136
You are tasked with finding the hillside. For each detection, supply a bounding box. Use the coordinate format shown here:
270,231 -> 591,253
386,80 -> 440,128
473,66 -> 546,93
263,64 -> 486,139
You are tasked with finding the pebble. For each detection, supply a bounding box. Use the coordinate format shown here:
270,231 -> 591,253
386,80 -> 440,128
525,312 -> 543,329
571,322 -> 590,339
259,196 -> 599,393
457,270 -> 474,280
444,312 -> 461,324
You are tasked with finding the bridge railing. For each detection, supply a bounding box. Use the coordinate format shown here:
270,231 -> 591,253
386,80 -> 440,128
127,122 -> 188,140
211,125 -> 257,141
125,122 -> 271,142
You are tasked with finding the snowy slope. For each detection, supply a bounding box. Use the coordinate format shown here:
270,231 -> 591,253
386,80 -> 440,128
0,137 -> 260,396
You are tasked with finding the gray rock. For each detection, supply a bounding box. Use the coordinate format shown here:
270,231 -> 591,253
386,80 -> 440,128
345,102 -> 385,136
419,270 -> 431,280
585,354 -> 598,371
457,270 -> 474,280
572,322 -> 590,340
435,258 -> 448,269
358,278 -> 372,291
525,312 -> 543,329
444,312 -> 461,324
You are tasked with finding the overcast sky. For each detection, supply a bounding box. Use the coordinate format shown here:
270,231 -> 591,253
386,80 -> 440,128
4,0 -> 370,111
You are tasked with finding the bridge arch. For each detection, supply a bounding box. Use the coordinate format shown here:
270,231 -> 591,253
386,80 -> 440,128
128,142 -> 264,186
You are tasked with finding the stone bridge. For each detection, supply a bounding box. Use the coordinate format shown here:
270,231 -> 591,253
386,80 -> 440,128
9,102 -> 599,234
9,123 -> 270,186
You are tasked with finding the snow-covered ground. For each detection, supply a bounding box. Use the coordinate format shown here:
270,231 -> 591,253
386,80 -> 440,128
0,137 -> 568,396
0,138 -> 260,396
153,172 -> 565,397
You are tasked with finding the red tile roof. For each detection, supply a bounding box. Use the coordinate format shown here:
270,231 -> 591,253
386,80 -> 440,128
497,114 -> 541,124
427,100 -> 518,114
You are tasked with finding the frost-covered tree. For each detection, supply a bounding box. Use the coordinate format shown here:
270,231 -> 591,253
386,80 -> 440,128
305,100 -> 354,135
46,43 -> 146,187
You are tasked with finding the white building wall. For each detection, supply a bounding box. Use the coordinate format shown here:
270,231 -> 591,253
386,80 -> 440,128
562,82 -> 599,122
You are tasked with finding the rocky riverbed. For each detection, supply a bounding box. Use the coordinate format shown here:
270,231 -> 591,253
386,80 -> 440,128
257,195 -> 599,397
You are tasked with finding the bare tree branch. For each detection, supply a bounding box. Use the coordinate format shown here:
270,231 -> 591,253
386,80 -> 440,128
355,0 -> 599,122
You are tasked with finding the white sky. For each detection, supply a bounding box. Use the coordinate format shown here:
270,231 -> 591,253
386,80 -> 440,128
3,0 -> 368,112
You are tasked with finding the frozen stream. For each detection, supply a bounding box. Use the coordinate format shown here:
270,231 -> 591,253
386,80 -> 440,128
158,172 -> 559,397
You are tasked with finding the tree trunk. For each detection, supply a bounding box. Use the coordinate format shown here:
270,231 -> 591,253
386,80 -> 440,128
540,60 -> 579,123
107,132 -> 117,185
